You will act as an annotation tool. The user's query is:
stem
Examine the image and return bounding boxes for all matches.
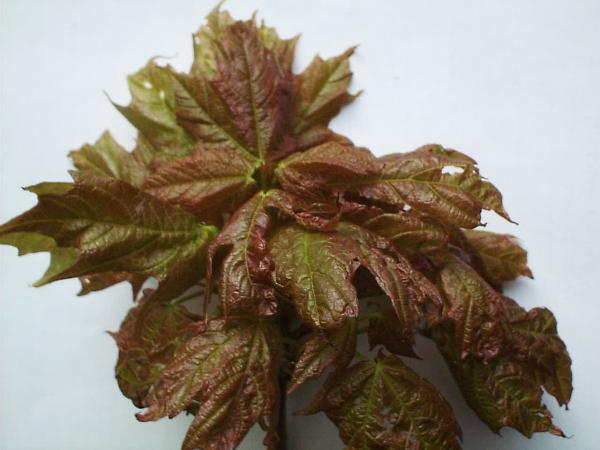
[276,302,292,450]
[277,374,288,450]
[355,351,370,362]
[172,290,203,305]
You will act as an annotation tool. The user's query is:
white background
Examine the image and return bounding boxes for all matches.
[1,1,599,449]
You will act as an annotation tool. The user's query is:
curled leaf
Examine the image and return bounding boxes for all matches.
[270,225,361,329]
[207,192,278,316]
[113,290,199,407]
[276,142,378,198]
[272,222,442,337]
[437,255,508,361]
[505,299,572,407]
[337,222,444,338]
[463,229,533,286]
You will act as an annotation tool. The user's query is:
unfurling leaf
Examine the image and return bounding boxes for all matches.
[504,299,573,407]
[137,319,282,450]
[206,192,279,316]
[113,291,199,407]
[463,229,533,285]
[0,4,570,449]
[314,354,462,450]
[437,255,508,361]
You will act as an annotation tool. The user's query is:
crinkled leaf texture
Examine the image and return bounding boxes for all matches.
[0,4,571,450]
[314,354,462,449]
[137,318,282,450]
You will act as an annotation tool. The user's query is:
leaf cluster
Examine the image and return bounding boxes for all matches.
[0,5,571,450]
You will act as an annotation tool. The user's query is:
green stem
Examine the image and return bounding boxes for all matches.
[355,351,370,362]
[173,290,203,305]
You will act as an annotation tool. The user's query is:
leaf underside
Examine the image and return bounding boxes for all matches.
[0,4,571,450]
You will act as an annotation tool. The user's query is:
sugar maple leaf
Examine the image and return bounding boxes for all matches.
[0,4,571,450]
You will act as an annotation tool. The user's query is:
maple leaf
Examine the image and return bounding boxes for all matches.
[288,318,357,393]
[314,354,462,450]
[271,222,441,333]
[463,229,533,285]
[114,60,196,163]
[292,47,359,150]
[436,254,509,361]
[77,272,146,297]
[136,318,282,450]
[112,290,199,407]
[0,178,217,287]
[142,146,257,220]
[0,4,571,449]
[361,211,449,255]
[434,321,567,438]
[504,297,573,407]
[207,192,280,317]
[277,143,512,228]
[275,142,378,199]
[69,131,148,186]
[205,189,338,318]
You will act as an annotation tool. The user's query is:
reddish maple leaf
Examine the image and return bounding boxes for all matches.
[0,5,570,450]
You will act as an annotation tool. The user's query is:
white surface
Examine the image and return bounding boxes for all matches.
[1,0,599,449]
